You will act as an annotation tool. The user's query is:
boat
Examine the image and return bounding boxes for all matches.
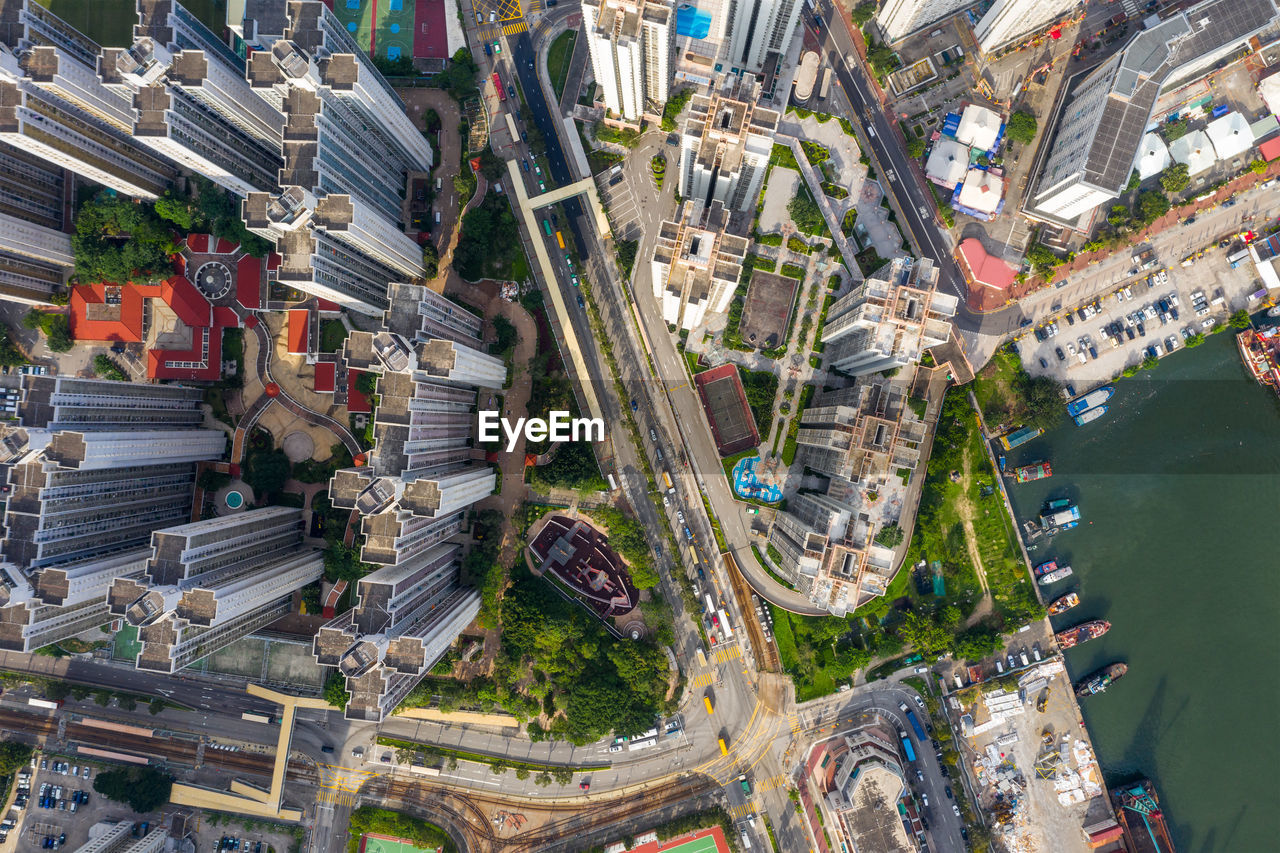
[1047,592,1080,615]
[1043,497,1072,510]
[1066,385,1114,416]
[1236,325,1280,399]
[1113,779,1176,853]
[1055,619,1111,649]
[1073,405,1108,426]
[1268,305,1280,318]
[1014,460,1052,483]
[1041,504,1080,529]
[998,454,1007,473]
[1075,662,1127,697]
[1033,560,1059,577]
[999,425,1042,450]
[1038,565,1074,585]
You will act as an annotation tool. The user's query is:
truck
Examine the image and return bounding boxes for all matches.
[717,610,733,640]
[900,733,917,761]
[905,709,927,740]
[504,111,518,142]
[662,470,674,493]
[704,695,714,715]
[738,774,751,795]
[492,72,505,101]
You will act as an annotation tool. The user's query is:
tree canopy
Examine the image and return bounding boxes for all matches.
[244,445,291,497]
[92,766,172,813]
[588,506,658,589]
[72,192,177,284]
[0,325,25,367]
[1134,189,1170,225]
[787,189,826,236]
[24,310,73,352]
[1159,163,1190,193]
[435,48,479,102]
[454,193,521,281]
[93,354,128,381]
[850,2,877,26]
[1005,111,1038,145]
[324,670,350,708]
[531,442,608,492]
[0,740,32,777]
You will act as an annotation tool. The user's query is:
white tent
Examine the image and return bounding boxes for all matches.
[955,104,1002,152]
[1169,130,1217,175]
[1136,133,1171,179]
[925,138,970,188]
[1260,73,1280,116]
[1205,112,1253,162]
[955,169,1004,216]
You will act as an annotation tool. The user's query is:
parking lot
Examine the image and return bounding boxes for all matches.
[4,754,148,853]
[594,165,640,241]
[1018,245,1260,390]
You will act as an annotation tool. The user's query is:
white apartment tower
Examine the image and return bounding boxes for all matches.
[102,0,285,196]
[582,0,675,122]
[314,543,479,721]
[821,257,957,376]
[973,0,1081,54]
[679,77,779,210]
[107,508,323,673]
[874,0,971,43]
[724,0,804,72]
[0,141,74,305]
[650,200,748,331]
[0,0,176,199]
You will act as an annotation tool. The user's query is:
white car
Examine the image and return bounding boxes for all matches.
[922,793,929,807]
[953,804,962,816]
[914,695,926,710]
[1158,269,1169,285]
[1066,342,1076,355]
[608,744,623,753]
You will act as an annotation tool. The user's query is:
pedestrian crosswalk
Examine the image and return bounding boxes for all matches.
[712,645,742,665]
[502,21,528,35]
[757,773,788,793]
[788,713,801,736]
[691,671,717,689]
[318,788,357,807]
[729,802,754,820]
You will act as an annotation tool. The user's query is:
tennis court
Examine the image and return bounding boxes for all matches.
[694,364,759,457]
[327,0,443,61]
[629,826,731,853]
[359,833,439,853]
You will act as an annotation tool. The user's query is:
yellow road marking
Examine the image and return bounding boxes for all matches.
[502,21,528,34]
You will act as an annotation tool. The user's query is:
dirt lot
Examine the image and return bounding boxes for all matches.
[739,271,799,350]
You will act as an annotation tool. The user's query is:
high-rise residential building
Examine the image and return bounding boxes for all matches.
[0,377,224,569]
[582,0,675,122]
[650,199,748,331]
[329,281,503,566]
[724,0,804,72]
[107,507,323,673]
[0,138,72,304]
[973,0,1080,55]
[0,0,176,199]
[873,0,970,43]
[817,724,912,853]
[820,257,956,376]
[1029,0,1277,225]
[239,0,432,315]
[314,543,478,721]
[101,0,285,196]
[679,77,778,210]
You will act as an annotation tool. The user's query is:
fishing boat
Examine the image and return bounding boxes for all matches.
[1073,405,1108,426]
[1014,461,1052,483]
[1055,619,1111,649]
[1047,592,1080,615]
[1033,560,1059,577]
[1038,565,1074,585]
[1076,663,1127,697]
[1040,502,1080,530]
[998,454,1007,473]
[1066,385,1114,417]
[1237,325,1280,399]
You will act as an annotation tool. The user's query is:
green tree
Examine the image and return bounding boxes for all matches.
[371,55,418,77]
[1250,158,1268,174]
[423,109,442,134]
[906,136,925,158]
[1159,163,1190,193]
[874,523,904,548]
[72,191,177,284]
[788,190,826,236]
[0,325,26,368]
[1126,169,1142,192]
[93,766,173,813]
[616,238,639,278]
[531,442,607,491]
[324,542,368,582]
[899,611,950,655]
[421,242,439,279]
[1161,118,1189,141]
[660,87,693,133]
[850,1,876,26]
[435,48,479,102]
[1134,189,1170,225]
[148,698,166,715]
[324,671,350,708]
[1229,309,1251,329]
[153,191,197,230]
[92,354,128,381]
[0,740,33,776]
[245,447,291,496]
[1005,111,1038,145]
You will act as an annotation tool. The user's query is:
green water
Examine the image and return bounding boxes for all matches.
[1000,332,1280,852]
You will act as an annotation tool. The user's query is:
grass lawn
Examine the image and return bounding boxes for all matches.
[112,625,142,662]
[320,319,348,353]
[971,344,1028,430]
[547,30,577,101]
[682,350,707,376]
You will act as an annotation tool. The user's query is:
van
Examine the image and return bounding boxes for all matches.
[487,11,496,22]
[995,659,1004,673]
[867,126,876,138]
[435,178,441,192]
[434,212,441,225]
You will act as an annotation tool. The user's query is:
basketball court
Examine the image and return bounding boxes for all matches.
[627,826,731,853]
[326,0,452,61]
[694,364,759,457]
[359,834,440,853]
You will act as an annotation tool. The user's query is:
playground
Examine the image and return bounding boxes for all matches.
[732,456,783,503]
[326,0,452,61]
[358,833,441,853]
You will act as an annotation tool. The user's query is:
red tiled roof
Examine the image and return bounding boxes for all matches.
[346,369,372,413]
[214,238,237,255]
[267,252,281,271]
[236,255,262,309]
[161,276,211,328]
[186,233,209,253]
[316,298,341,312]
[212,306,239,326]
[70,282,145,342]
[287,309,310,354]
[1261,136,1280,162]
[313,361,336,393]
[958,238,1018,290]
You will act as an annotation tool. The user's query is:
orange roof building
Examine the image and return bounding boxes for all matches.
[287,309,311,354]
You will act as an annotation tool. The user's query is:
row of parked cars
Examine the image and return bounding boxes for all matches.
[36,782,90,812]
[217,837,264,853]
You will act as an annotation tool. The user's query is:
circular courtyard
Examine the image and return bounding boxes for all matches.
[194,261,231,299]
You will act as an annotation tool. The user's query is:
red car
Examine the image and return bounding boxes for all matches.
[579,781,590,792]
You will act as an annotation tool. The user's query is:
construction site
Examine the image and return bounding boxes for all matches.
[945,656,1114,852]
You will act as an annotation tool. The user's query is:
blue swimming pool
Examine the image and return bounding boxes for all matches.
[731,456,783,503]
[676,4,712,39]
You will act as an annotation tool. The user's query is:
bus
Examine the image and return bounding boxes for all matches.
[900,733,916,762]
[704,695,714,715]
[492,73,505,101]
[718,610,733,640]
[662,470,674,491]
[718,738,728,756]
[241,712,273,724]
[504,111,518,142]
[543,219,553,237]
[628,736,657,752]
[703,593,716,613]
[556,231,565,249]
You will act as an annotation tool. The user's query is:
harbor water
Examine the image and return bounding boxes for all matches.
[999,332,1280,851]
